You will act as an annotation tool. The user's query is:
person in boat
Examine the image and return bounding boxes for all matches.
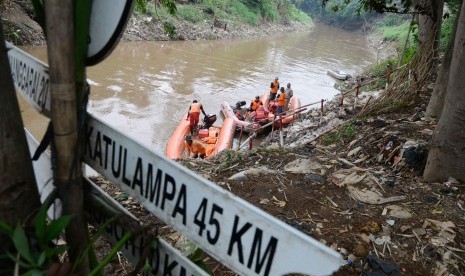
[269,77,280,101]
[249,95,262,111]
[184,135,206,158]
[252,103,269,123]
[268,100,277,115]
[285,83,293,111]
[186,100,207,135]
[276,87,286,115]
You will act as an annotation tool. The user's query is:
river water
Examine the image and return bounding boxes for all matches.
[20,23,376,152]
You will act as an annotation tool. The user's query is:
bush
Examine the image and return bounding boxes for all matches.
[260,0,279,22]
[230,0,261,26]
[368,58,398,89]
[288,6,313,26]
[382,14,410,27]
[200,1,234,22]
[201,0,229,10]
[440,14,456,52]
[382,21,411,42]
[177,5,205,23]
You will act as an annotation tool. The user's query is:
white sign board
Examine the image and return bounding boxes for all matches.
[25,129,61,218]
[86,0,134,66]
[84,115,342,276]
[9,42,342,276]
[6,42,50,117]
[86,178,210,276]
[25,129,208,275]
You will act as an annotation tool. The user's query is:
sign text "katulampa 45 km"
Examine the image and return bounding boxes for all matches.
[84,116,342,276]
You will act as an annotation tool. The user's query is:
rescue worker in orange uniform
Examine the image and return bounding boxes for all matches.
[253,103,269,123]
[269,77,280,101]
[186,100,207,135]
[276,87,286,115]
[249,95,262,111]
[184,135,206,158]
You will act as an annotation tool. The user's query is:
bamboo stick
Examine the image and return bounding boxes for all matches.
[45,0,89,272]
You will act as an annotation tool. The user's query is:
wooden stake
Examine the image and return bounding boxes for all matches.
[45,0,89,272]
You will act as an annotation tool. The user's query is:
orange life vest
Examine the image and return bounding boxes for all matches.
[251,99,262,111]
[270,80,279,94]
[202,136,217,144]
[277,92,286,107]
[184,140,206,154]
[190,103,201,113]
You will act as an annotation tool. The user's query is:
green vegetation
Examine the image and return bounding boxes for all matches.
[215,150,244,172]
[0,202,72,275]
[2,21,21,44]
[134,0,313,35]
[177,5,206,23]
[295,0,378,28]
[380,21,411,42]
[230,0,261,26]
[322,123,356,146]
[440,14,456,52]
[288,5,313,25]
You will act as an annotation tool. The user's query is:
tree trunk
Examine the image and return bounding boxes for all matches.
[44,0,89,272]
[424,0,465,182]
[0,21,41,269]
[418,0,443,67]
[412,0,443,87]
[425,12,459,119]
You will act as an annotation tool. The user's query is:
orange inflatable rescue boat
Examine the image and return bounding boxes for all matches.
[165,114,236,159]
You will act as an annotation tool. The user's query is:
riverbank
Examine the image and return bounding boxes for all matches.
[0,1,311,45]
[174,76,464,275]
[123,12,312,41]
[96,66,465,275]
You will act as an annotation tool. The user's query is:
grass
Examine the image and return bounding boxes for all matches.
[382,21,411,42]
[215,150,244,172]
[135,0,313,33]
[230,0,261,26]
[288,6,313,26]
[373,14,417,63]
[322,123,356,146]
[177,5,206,23]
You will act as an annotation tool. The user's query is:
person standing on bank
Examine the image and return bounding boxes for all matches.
[276,87,286,115]
[186,100,207,135]
[285,83,293,111]
[269,77,280,101]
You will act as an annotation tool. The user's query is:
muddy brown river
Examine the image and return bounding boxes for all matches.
[19,23,376,151]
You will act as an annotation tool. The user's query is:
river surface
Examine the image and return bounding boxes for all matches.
[20,23,376,152]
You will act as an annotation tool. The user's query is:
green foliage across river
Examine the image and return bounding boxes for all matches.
[134,0,313,30]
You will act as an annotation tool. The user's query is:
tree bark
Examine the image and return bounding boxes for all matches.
[0,21,41,269]
[44,0,89,272]
[425,12,459,119]
[424,0,465,182]
[417,0,443,71]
